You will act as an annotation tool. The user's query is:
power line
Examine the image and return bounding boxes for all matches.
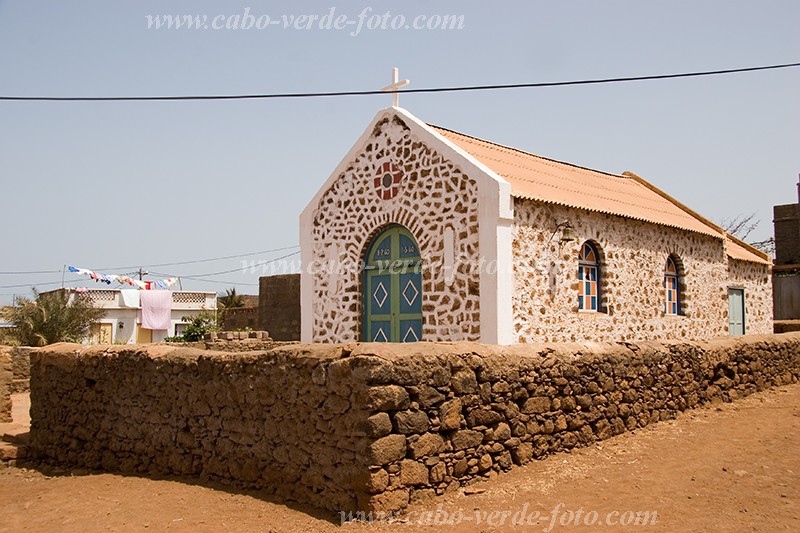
[149,250,301,281]
[1,61,797,102]
[0,250,301,290]
[91,245,299,271]
[0,278,87,290]
[156,277,259,287]
[0,270,61,275]
[0,245,299,276]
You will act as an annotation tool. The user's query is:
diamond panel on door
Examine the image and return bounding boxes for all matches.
[399,319,422,343]
[369,274,391,315]
[370,321,391,343]
[399,273,422,315]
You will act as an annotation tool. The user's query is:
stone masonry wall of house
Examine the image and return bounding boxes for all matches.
[0,347,11,422]
[512,199,772,342]
[259,274,301,341]
[309,115,481,343]
[29,334,800,513]
[221,306,259,331]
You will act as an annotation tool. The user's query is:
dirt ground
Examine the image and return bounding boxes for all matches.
[1,384,798,533]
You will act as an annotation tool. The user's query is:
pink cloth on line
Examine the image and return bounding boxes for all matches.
[140,290,172,331]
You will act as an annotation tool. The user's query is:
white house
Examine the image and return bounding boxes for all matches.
[47,288,217,344]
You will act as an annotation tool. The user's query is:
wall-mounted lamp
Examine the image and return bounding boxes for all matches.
[118,322,125,329]
[550,221,575,244]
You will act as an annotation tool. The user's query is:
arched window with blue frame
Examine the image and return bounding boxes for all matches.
[578,241,601,312]
[664,255,682,315]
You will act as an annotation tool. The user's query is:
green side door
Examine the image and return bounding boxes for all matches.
[728,288,745,335]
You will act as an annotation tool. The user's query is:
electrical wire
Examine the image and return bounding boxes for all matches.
[148,250,301,281]
[1,61,797,102]
[0,278,88,290]
[160,277,260,287]
[0,250,302,289]
[0,270,62,275]
[0,245,299,277]
[90,245,300,271]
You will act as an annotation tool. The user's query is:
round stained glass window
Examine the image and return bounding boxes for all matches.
[374,162,403,200]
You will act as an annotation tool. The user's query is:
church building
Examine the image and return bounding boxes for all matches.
[300,106,771,344]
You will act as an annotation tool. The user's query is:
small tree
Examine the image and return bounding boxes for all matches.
[720,212,759,241]
[0,307,18,346]
[218,287,246,310]
[720,212,776,255]
[7,290,106,347]
[179,311,219,342]
[217,287,246,330]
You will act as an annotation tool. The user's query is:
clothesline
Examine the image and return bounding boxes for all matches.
[66,265,178,290]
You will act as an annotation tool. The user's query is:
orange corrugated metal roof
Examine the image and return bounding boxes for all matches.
[432,125,722,237]
[725,235,771,265]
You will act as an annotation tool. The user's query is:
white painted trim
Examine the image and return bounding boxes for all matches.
[300,106,515,344]
[300,109,398,342]
[299,215,314,342]
[443,226,455,287]
[394,108,514,345]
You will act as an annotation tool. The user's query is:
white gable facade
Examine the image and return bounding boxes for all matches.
[300,107,772,344]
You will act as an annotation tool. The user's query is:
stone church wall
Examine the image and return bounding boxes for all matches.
[29,335,800,513]
[308,115,481,343]
[727,258,773,334]
[512,199,771,343]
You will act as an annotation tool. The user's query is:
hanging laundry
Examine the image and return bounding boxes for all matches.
[154,278,178,289]
[119,290,140,308]
[140,290,172,330]
[67,264,179,290]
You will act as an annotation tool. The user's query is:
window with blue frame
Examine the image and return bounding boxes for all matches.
[664,256,681,315]
[578,242,601,311]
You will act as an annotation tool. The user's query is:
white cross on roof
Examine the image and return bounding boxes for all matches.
[381,67,410,108]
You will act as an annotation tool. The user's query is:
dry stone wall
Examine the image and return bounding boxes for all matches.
[9,346,32,392]
[354,335,798,510]
[0,347,11,423]
[29,343,376,512]
[512,199,772,342]
[309,114,481,343]
[29,335,800,514]
[200,331,290,352]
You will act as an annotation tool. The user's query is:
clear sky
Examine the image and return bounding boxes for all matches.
[0,0,797,304]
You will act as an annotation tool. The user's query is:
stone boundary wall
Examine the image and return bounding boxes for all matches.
[0,347,11,422]
[29,343,375,512]
[29,334,800,513]
[161,332,290,353]
[0,345,33,393]
[9,346,33,392]
[201,331,297,353]
[206,331,271,341]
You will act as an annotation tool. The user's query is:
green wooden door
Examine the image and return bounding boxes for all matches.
[728,288,745,335]
[363,226,423,342]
